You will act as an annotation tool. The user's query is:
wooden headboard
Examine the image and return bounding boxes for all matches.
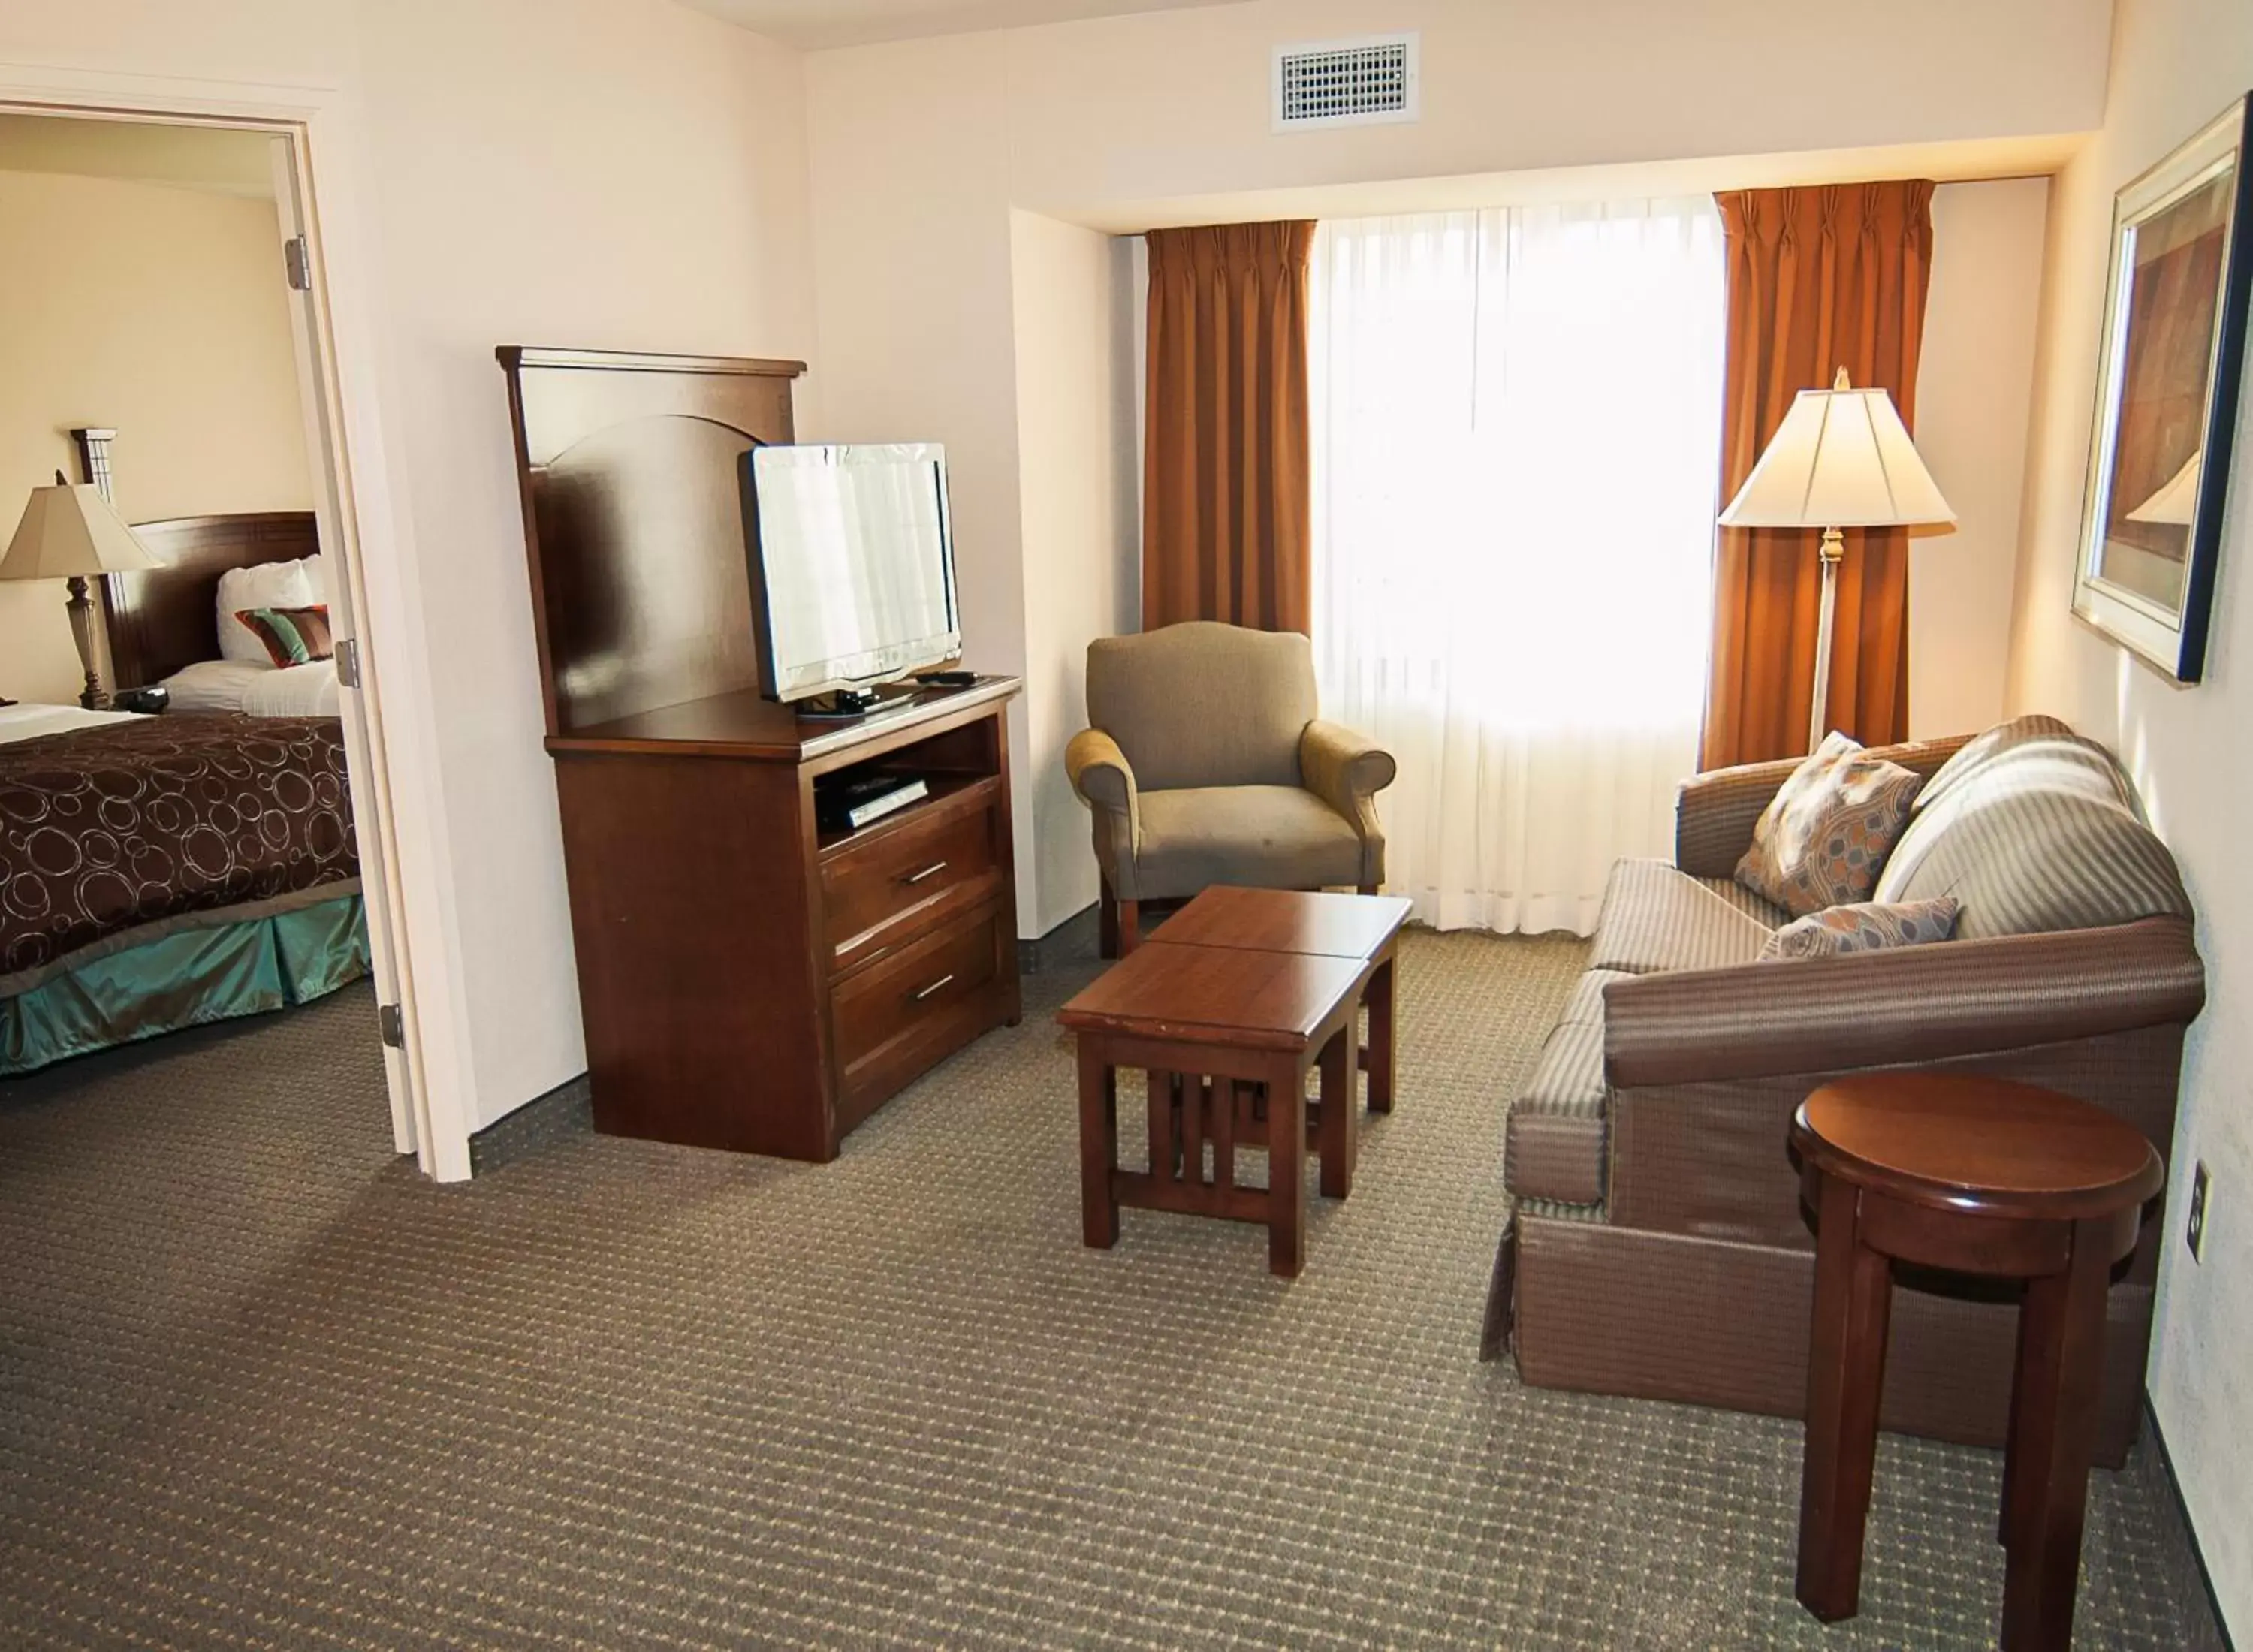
[497,346,806,739]
[101,511,320,692]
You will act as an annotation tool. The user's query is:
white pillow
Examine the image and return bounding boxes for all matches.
[216,559,316,665]
[300,553,330,609]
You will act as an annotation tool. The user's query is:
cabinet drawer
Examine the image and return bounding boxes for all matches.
[829,900,1012,1132]
[821,781,1003,972]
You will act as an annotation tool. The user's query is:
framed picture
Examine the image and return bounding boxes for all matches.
[2074,92,2253,683]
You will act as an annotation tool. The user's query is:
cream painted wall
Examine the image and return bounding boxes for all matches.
[1908,178,2049,739]
[1008,209,1136,936]
[0,167,312,704]
[2,0,819,1141]
[2002,0,2253,1630]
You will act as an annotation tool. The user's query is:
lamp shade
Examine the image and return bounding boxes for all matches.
[0,482,164,582]
[2124,451,2200,526]
[1718,369,1955,530]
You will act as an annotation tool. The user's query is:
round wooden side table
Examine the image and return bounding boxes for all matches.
[1789,1073,2162,1652]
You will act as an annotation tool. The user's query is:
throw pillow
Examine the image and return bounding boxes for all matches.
[234,604,334,668]
[1757,897,1960,961]
[1734,731,1926,917]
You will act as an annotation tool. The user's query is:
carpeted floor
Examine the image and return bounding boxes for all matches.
[0,930,2221,1648]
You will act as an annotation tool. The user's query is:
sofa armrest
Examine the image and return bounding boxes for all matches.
[1603,916,2205,1087]
[1672,731,1983,878]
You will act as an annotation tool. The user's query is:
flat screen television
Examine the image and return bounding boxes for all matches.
[741,442,961,710]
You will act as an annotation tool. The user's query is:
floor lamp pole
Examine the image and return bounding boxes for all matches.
[1808,526,1844,753]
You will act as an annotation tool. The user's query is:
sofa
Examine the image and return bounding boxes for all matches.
[1484,714,2205,1467]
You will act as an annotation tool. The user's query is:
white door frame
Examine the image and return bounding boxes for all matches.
[0,62,479,1179]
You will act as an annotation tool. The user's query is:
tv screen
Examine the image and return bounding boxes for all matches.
[742,442,961,703]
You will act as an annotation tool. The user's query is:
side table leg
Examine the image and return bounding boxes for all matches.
[1077,1042,1117,1248]
[1267,1054,1307,1278]
[1796,1172,1893,1622]
[1317,1024,1356,1200]
[1999,1218,2111,1651]
[1365,952,1396,1114]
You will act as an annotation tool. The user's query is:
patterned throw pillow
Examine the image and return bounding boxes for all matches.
[1734,731,1926,917]
[1757,897,1960,961]
[234,604,333,668]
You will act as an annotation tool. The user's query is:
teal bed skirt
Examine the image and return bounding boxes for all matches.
[1,893,371,1077]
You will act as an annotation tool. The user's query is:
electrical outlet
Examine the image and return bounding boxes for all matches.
[2185,1161,2209,1262]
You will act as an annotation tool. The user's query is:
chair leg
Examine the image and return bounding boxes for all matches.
[1117,897,1140,955]
[1099,881,1120,960]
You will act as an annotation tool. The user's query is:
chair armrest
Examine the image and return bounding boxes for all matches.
[1300,719,1396,812]
[1066,728,1138,826]
[1672,731,1982,878]
[1603,916,2205,1087]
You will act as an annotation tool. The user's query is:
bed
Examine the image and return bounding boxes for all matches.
[0,511,368,1075]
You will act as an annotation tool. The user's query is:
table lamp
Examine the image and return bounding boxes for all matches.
[1,472,164,709]
[1718,368,1955,753]
[2125,451,2200,525]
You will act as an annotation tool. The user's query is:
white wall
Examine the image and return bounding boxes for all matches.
[807,0,2101,933]
[0,167,312,704]
[1008,209,1136,936]
[1,0,819,1143]
[2003,0,2253,1632]
[1908,177,2050,738]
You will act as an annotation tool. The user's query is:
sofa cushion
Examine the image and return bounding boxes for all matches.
[1504,969,1629,1207]
[1873,722,2191,939]
[1735,731,1926,916]
[1131,785,1363,900]
[1696,874,1790,929]
[1588,860,1775,975]
[1757,897,1960,960]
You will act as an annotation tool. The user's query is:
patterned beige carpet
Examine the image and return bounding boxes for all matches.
[0,930,2221,1648]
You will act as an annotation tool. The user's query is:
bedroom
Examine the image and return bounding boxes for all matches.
[0,113,397,1130]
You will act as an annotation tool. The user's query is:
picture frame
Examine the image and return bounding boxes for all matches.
[2073,92,2253,684]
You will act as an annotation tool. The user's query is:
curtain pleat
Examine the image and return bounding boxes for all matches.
[1700,181,1935,769]
[1142,221,1314,634]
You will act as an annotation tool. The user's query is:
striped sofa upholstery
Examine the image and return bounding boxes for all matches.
[1486,716,2206,1468]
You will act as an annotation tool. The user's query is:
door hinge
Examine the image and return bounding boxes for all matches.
[377,1002,405,1048]
[284,235,312,291]
[335,635,360,689]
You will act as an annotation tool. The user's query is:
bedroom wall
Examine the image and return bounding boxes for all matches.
[0,167,313,705]
[1,0,819,1152]
[2001,0,2253,1630]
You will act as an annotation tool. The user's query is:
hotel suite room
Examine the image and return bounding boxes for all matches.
[0,0,2247,1647]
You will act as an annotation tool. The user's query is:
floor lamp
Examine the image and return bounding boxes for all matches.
[1718,369,1955,753]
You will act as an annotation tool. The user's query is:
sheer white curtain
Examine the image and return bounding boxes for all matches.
[1309,199,1727,935]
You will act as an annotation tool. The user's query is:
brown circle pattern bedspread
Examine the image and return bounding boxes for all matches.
[0,713,357,977]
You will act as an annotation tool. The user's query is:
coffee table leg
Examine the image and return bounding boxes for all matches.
[1077,1041,1117,1248]
[1796,1171,1892,1623]
[1366,951,1396,1114]
[1148,1069,1177,1181]
[1318,1024,1356,1200]
[1267,1054,1307,1277]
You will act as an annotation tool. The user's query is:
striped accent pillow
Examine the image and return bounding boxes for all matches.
[1758,897,1959,960]
[1872,721,2189,937]
[1734,731,1926,918]
[234,604,333,668]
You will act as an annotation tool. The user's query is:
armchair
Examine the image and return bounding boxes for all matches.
[1064,621,1395,954]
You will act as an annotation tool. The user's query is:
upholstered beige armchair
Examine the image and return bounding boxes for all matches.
[1064,621,1396,955]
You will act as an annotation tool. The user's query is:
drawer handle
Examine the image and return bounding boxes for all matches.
[908,972,956,1003]
[899,860,950,885]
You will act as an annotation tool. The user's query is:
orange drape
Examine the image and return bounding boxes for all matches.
[1700,182,1935,769]
[1142,221,1314,634]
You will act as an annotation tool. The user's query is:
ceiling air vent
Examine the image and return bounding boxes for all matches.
[1273,32,1420,131]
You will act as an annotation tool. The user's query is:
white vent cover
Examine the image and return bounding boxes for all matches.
[1273,32,1419,130]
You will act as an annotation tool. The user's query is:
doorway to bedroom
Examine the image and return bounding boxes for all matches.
[0,109,419,1165]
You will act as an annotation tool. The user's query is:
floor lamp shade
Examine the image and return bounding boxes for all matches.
[1,481,164,708]
[1716,369,1954,752]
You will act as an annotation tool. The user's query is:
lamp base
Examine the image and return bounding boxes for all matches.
[65,575,105,711]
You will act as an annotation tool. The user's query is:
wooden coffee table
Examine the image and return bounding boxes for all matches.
[1058,888,1411,1277]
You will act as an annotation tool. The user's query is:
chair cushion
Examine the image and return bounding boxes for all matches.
[1873,719,2191,939]
[1735,731,1926,917]
[1131,785,1364,900]
[1087,623,1316,792]
[1504,969,1630,1207]
[1587,860,1775,975]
